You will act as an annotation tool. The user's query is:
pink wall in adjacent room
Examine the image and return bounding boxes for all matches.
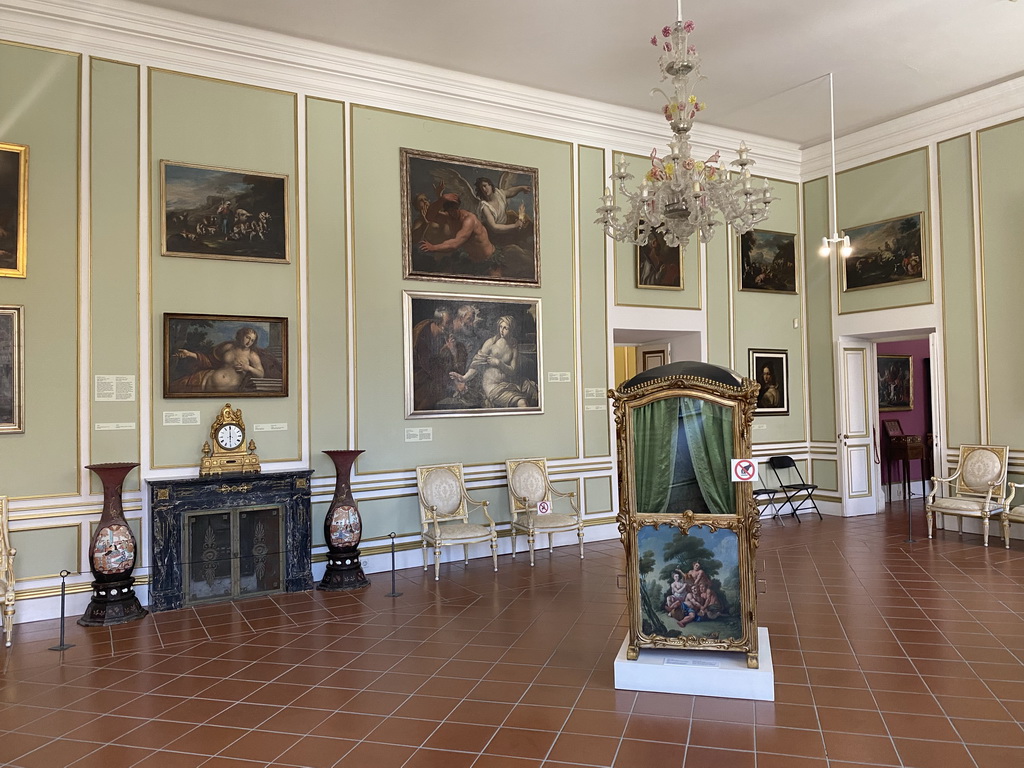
[877,338,930,487]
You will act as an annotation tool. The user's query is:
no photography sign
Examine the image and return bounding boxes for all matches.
[731,459,756,482]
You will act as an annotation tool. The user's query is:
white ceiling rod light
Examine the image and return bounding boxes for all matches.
[818,72,852,259]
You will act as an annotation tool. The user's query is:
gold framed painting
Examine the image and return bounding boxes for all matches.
[404,291,542,418]
[163,313,288,398]
[0,305,25,433]
[842,212,925,291]
[160,161,289,264]
[636,227,683,289]
[400,148,539,287]
[0,142,28,279]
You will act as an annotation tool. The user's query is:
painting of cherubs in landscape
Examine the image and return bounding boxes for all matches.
[401,148,539,286]
[636,523,743,641]
[163,313,287,398]
[161,161,288,263]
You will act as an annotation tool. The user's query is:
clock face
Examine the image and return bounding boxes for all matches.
[216,424,244,450]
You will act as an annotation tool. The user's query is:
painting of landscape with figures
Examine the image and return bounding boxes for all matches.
[637,522,743,641]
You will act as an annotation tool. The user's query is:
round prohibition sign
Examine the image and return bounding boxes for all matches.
[732,459,756,482]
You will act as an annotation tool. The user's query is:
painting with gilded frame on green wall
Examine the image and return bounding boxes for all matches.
[404,292,541,418]
[739,230,796,293]
[0,142,28,279]
[0,305,24,433]
[842,212,924,291]
[749,349,788,416]
[636,226,682,289]
[163,313,288,398]
[160,161,289,264]
[401,148,539,287]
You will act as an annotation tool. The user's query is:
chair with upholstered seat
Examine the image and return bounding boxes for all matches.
[1,496,16,647]
[769,455,822,519]
[998,481,1024,549]
[926,444,1009,547]
[415,463,498,581]
[505,458,584,566]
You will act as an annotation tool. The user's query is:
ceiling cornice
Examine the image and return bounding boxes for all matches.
[0,0,803,180]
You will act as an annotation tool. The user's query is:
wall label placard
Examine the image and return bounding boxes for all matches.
[253,423,288,432]
[94,422,136,431]
[162,411,201,426]
[94,375,136,402]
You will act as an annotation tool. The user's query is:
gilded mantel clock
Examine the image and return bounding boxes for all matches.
[200,403,261,477]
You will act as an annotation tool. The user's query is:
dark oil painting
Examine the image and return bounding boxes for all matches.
[161,161,289,263]
[842,213,924,291]
[401,149,539,286]
[739,230,796,293]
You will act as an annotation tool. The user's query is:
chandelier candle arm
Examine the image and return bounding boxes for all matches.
[596,11,773,250]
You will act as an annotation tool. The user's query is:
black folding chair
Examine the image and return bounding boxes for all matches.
[752,466,788,526]
[769,455,822,520]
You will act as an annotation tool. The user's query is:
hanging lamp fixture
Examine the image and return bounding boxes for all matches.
[595,1,774,250]
[818,72,852,258]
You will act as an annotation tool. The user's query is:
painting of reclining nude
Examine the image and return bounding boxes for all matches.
[163,313,287,398]
[404,292,541,418]
[160,161,289,263]
[636,522,744,642]
[401,148,539,286]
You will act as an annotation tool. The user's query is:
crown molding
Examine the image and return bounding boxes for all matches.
[801,75,1024,177]
[0,0,802,180]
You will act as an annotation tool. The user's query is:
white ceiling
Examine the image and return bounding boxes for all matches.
[126,0,1024,147]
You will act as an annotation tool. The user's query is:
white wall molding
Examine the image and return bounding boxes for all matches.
[0,0,802,180]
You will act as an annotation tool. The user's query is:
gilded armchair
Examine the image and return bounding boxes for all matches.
[505,458,584,566]
[415,464,498,581]
[926,445,1009,547]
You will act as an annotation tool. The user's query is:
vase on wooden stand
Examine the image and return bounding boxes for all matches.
[79,462,148,626]
[318,450,370,591]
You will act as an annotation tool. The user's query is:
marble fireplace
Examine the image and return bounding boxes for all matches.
[148,470,313,612]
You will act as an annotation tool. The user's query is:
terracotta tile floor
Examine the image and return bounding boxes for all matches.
[2,501,1024,767]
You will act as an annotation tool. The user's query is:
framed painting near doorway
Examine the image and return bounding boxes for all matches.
[841,212,924,291]
[749,349,789,416]
[0,142,28,279]
[877,354,913,411]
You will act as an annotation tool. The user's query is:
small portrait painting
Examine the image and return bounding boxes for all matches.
[0,142,28,278]
[842,212,924,291]
[739,230,796,293]
[163,314,288,398]
[401,149,539,286]
[749,349,789,416]
[636,227,683,289]
[405,292,541,418]
[161,161,289,263]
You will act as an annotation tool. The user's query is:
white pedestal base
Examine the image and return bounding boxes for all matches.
[613,626,775,701]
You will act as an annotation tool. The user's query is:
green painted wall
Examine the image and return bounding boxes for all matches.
[836,148,933,315]
[349,106,579,476]
[936,135,981,446]
[148,71,300,469]
[803,176,837,443]
[978,119,1024,445]
[0,44,81,498]
[579,146,612,459]
[90,60,141,490]
[610,152,701,310]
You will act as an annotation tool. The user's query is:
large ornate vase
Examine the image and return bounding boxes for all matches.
[79,462,148,626]
[318,450,370,590]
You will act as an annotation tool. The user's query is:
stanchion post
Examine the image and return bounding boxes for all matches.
[385,532,402,598]
[49,569,76,652]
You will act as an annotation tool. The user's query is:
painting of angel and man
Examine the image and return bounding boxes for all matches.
[636,522,743,641]
[401,149,539,286]
[161,161,289,263]
[163,313,287,398]
[405,292,541,418]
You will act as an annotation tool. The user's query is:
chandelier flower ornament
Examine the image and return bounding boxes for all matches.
[596,14,774,250]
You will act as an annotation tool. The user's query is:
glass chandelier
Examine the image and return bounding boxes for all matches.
[596,5,774,250]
